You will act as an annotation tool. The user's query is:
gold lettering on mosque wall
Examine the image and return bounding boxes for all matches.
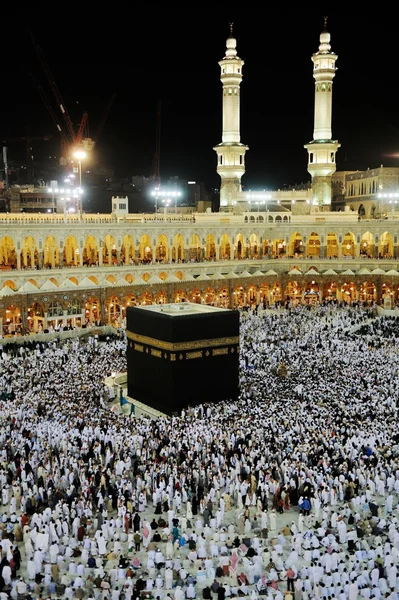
[151,348,162,358]
[212,347,229,356]
[186,351,203,360]
[127,330,239,352]
[134,343,144,352]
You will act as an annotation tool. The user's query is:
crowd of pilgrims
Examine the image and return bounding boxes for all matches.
[0,303,399,600]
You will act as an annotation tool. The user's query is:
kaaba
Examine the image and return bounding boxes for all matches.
[126,302,240,415]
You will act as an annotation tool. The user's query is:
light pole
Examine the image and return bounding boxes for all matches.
[151,187,181,217]
[73,150,87,212]
[162,198,171,220]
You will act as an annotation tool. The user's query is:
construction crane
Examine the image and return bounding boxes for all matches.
[92,92,117,148]
[152,100,161,186]
[29,30,116,167]
[1,129,51,186]
[28,29,87,162]
[30,73,70,165]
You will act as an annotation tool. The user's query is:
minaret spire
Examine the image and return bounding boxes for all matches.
[303,20,340,210]
[213,25,249,212]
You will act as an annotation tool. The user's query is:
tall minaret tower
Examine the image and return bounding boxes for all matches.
[304,18,340,210]
[213,24,248,212]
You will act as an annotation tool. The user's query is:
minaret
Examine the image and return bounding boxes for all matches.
[304,17,340,210]
[213,24,248,212]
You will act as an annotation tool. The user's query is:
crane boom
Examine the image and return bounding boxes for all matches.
[93,92,117,146]
[28,29,77,145]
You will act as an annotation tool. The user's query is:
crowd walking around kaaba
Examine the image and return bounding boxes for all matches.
[0,303,399,600]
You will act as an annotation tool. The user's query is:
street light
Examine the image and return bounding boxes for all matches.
[151,187,182,217]
[162,198,171,220]
[73,150,87,212]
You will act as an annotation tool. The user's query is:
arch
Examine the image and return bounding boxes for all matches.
[43,235,60,268]
[234,233,246,260]
[27,301,45,332]
[188,288,202,303]
[205,233,216,261]
[106,295,121,326]
[125,273,134,284]
[306,231,321,258]
[379,231,394,258]
[156,233,169,263]
[172,233,185,263]
[189,233,201,262]
[84,296,100,325]
[303,279,320,305]
[106,274,117,285]
[358,203,366,216]
[219,233,231,260]
[246,284,258,306]
[259,282,270,306]
[21,235,39,269]
[139,234,153,264]
[271,281,282,304]
[48,277,60,287]
[203,287,216,305]
[27,279,39,288]
[83,234,99,266]
[233,285,245,307]
[142,272,150,283]
[69,276,79,286]
[121,234,135,266]
[174,289,187,303]
[359,281,377,303]
[322,281,338,301]
[381,281,397,305]
[272,238,286,258]
[140,291,153,305]
[262,238,270,257]
[103,234,117,266]
[341,281,357,303]
[288,232,304,257]
[155,290,168,304]
[88,275,98,285]
[2,280,17,291]
[285,281,302,305]
[342,232,356,258]
[360,231,375,258]
[175,271,184,281]
[218,286,230,308]
[326,232,339,258]
[63,235,79,267]
[3,304,22,336]
[248,233,260,259]
[0,235,17,268]
[159,272,168,281]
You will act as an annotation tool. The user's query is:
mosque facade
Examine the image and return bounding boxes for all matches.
[0,23,399,336]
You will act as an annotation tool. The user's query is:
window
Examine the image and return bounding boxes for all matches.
[239,155,243,165]
[119,203,126,210]
[219,156,223,165]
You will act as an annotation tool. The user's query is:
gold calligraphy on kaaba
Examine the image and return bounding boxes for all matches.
[186,351,203,360]
[212,348,229,356]
[134,343,144,352]
[150,348,162,358]
[127,330,239,352]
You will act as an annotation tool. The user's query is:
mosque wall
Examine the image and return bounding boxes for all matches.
[0,216,398,336]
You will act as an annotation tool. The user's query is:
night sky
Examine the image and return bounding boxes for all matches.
[2,9,399,192]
